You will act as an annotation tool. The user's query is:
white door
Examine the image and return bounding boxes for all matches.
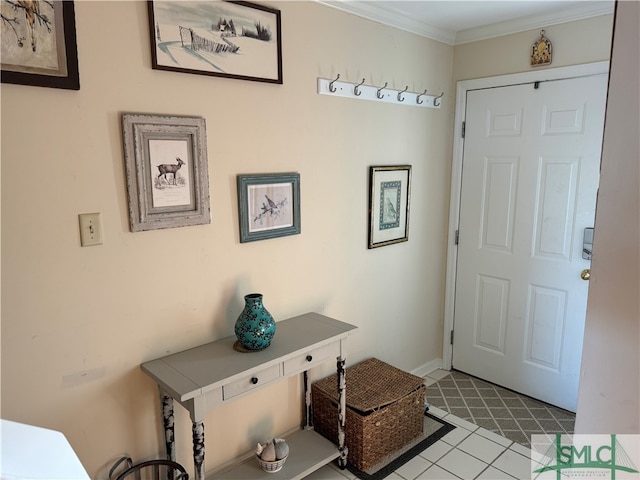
[452,74,608,412]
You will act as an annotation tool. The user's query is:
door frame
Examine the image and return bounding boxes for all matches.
[442,61,610,370]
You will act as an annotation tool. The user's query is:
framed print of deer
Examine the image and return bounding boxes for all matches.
[121,113,211,232]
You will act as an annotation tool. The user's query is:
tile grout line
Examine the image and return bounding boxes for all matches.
[470,376,509,438]
[485,446,523,479]
[452,373,478,424]
[520,398,557,438]
[467,375,498,432]
[495,386,532,445]
[434,377,455,418]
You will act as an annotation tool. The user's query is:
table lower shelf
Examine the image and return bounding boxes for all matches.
[210,429,340,480]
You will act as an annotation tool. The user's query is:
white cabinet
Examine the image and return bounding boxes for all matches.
[141,312,357,480]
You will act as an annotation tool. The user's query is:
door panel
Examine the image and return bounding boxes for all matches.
[489,109,523,136]
[482,157,518,251]
[475,274,509,354]
[534,157,579,259]
[542,104,585,135]
[524,284,565,371]
[452,75,607,411]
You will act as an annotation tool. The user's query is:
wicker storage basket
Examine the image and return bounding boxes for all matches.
[311,358,425,472]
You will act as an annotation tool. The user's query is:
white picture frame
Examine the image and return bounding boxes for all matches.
[121,113,211,232]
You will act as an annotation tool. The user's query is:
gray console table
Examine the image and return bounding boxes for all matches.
[141,312,357,480]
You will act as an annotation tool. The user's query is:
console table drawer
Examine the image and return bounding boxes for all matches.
[223,364,281,400]
[283,342,340,375]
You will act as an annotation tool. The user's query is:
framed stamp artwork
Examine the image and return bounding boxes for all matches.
[368,165,412,249]
[121,113,211,232]
[1,0,80,90]
[148,0,282,84]
[237,173,300,243]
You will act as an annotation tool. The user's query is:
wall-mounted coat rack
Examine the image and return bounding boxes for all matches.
[317,75,443,109]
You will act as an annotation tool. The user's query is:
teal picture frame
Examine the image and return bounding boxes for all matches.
[237,173,300,243]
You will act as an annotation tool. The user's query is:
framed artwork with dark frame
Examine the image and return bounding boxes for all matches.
[368,165,412,248]
[121,113,211,232]
[148,0,282,84]
[1,0,80,90]
[237,173,300,243]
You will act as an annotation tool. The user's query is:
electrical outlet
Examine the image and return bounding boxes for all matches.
[78,213,103,246]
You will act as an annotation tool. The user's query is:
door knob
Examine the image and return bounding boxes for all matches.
[581,269,591,280]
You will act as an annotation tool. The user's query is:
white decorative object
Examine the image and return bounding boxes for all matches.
[256,438,289,473]
[1,419,90,479]
[318,75,443,108]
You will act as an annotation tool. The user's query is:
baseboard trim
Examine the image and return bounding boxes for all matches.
[412,358,444,378]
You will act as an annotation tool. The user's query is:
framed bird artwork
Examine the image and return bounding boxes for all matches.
[368,165,412,248]
[237,172,300,242]
[1,0,80,90]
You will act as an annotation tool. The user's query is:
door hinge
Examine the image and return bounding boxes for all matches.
[461,121,466,138]
[455,230,459,245]
[450,330,454,345]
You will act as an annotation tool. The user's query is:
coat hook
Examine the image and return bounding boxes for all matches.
[376,82,388,99]
[329,74,340,93]
[433,92,444,107]
[354,78,365,96]
[397,86,408,102]
[416,89,427,105]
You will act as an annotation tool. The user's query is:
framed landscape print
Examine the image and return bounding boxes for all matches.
[148,0,282,84]
[121,113,211,232]
[237,173,300,243]
[368,165,412,248]
[1,0,80,90]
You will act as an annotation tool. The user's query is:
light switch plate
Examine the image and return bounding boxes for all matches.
[78,213,103,246]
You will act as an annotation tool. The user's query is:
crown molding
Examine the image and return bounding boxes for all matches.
[315,1,456,44]
[315,1,614,46]
[454,2,614,44]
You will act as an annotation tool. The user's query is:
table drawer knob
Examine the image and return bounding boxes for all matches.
[306,355,313,362]
[251,377,259,385]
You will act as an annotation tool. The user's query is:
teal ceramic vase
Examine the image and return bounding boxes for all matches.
[235,294,276,351]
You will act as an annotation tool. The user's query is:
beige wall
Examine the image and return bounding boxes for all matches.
[1,1,453,477]
[454,14,613,81]
[575,0,640,434]
[0,1,622,478]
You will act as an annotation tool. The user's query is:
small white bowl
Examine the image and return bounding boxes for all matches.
[256,454,288,473]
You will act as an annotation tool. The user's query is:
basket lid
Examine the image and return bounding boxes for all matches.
[312,358,425,412]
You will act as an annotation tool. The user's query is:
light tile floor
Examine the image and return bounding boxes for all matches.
[305,370,543,480]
